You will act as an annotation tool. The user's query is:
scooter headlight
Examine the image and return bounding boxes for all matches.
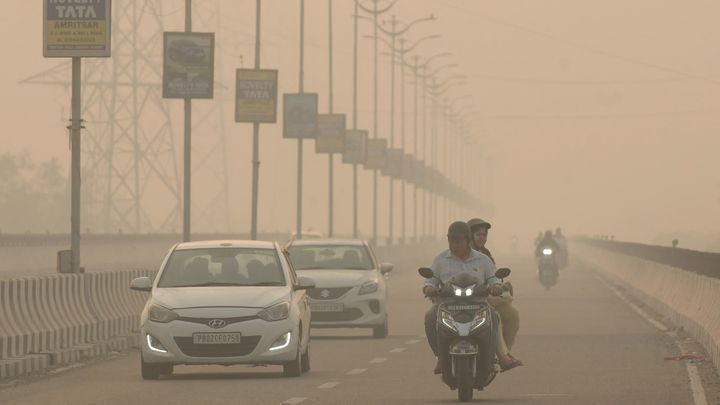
[440,310,458,332]
[543,248,553,256]
[451,284,475,297]
[469,309,489,331]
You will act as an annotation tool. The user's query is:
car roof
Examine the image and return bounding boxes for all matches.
[174,240,277,250]
[287,238,367,247]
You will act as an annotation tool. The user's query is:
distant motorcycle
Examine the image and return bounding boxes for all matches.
[419,267,511,402]
[536,246,559,290]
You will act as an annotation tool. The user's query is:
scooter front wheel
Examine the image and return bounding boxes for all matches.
[455,357,474,402]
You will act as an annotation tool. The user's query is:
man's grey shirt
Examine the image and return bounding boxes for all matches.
[424,249,499,290]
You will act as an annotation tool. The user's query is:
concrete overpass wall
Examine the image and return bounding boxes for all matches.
[575,239,720,373]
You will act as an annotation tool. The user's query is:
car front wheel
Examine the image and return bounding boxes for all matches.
[372,315,389,339]
[283,344,303,377]
[141,355,173,380]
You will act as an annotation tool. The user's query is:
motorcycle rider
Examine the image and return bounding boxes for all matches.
[467,218,521,352]
[554,227,568,268]
[535,230,561,257]
[423,221,523,374]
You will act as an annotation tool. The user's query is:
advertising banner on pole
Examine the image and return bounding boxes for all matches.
[415,161,426,188]
[364,139,387,170]
[315,114,346,153]
[402,154,415,183]
[382,148,404,178]
[44,0,112,57]
[163,32,215,99]
[235,69,278,123]
[342,130,367,164]
[283,93,319,139]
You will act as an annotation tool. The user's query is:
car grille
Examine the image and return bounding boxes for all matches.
[176,316,258,326]
[307,287,353,300]
[174,336,261,357]
[311,308,363,322]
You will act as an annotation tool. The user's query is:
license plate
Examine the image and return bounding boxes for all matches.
[310,302,344,312]
[192,333,242,345]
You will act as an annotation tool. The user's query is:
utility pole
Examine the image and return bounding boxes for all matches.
[70,57,81,272]
[327,0,335,237]
[250,0,262,240]
[352,1,359,238]
[182,0,192,242]
[296,0,305,240]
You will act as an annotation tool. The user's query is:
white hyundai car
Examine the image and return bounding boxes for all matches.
[130,240,314,379]
[285,239,393,338]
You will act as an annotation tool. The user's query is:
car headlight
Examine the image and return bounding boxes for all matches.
[258,302,290,321]
[543,248,553,256]
[358,281,379,295]
[148,304,179,323]
[451,284,474,297]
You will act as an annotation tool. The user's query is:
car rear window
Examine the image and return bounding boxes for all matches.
[157,248,286,288]
[287,245,374,270]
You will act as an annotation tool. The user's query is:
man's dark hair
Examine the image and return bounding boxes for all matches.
[447,221,471,240]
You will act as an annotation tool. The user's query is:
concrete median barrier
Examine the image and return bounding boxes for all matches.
[575,243,720,373]
[0,270,154,380]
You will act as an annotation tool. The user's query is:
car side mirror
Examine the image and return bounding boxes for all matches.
[130,277,152,292]
[380,263,393,274]
[295,276,316,291]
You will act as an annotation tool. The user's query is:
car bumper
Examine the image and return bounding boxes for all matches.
[141,318,299,365]
[309,293,387,328]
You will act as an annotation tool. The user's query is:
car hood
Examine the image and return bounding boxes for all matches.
[297,269,376,288]
[152,286,289,309]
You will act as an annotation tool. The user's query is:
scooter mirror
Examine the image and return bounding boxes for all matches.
[495,267,511,279]
[418,267,435,279]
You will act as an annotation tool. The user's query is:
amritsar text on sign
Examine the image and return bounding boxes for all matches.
[163,32,215,99]
[283,94,319,139]
[44,0,111,57]
[342,130,368,164]
[364,139,387,170]
[316,114,346,154]
[235,69,278,123]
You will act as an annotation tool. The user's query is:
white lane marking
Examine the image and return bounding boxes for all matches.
[390,347,406,353]
[280,398,307,405]
[405,339,420,344]
[370,357,387,363]
[347,368,367,375]
[596,275,708,405]
[318,381,340,389]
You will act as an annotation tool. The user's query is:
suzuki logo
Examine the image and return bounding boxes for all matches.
[320,289,331,299]
[208,319,227,329]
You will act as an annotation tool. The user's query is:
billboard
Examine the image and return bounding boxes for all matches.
[283,93,319,139]
[163,32,215,99]
[364,139,387,170]
[235,69,278,123]
[44,0,112,57]
[342,130,367,164]
[382,148,404,178]
[315,114,346,154]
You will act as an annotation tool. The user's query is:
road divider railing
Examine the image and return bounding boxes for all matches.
[0,270,154,380]
[574,238,720,373]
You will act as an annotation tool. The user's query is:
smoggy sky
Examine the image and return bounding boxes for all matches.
[1,0,719,250]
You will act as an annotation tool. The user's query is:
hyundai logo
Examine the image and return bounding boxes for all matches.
[208,319,227,329]
[320,289,331,299]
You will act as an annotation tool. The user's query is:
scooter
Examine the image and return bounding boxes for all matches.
[419,267,511,402]
[536,246,559,290]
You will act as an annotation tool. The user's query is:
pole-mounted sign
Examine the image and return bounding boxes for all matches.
[382,148,403,178]
[283,93,319,139]
[342,130,368,164]
[316,114,346,154]
[235,69,278,123]
[163,32,215,99]
[364,139,387,170]
[44,0,112,57]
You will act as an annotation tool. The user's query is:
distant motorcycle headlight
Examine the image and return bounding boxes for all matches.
[358,281,379,295]
[543,248,553,256]
[148,304,179,323]
[258,302,290,321]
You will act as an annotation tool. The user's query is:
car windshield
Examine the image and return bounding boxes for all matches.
[287,245,374,270]
[157,248,286,288]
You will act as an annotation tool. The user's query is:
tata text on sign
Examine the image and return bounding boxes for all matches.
[316,114,346,154]
[235,69,278,123]
[44,0,111,57]
[364,139,387,170]
[283,94,319,139]
[163,32,215,99]
[342,130,367,164]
